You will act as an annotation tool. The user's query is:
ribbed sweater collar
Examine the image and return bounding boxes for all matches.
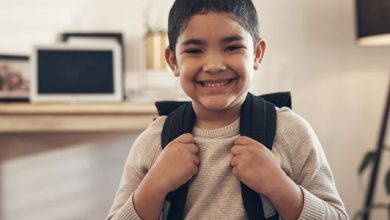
[193,118,239,138]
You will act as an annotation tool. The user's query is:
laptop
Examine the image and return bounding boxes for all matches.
[30,43,122,102]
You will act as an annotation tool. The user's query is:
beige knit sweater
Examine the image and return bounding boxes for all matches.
[106,107,348,220]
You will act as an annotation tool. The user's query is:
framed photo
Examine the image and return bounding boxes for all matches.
[0,55,30,102]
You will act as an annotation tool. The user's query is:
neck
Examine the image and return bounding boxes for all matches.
[194,105,241,130]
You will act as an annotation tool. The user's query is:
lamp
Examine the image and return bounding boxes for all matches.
[356,0,390,219]
[356,0,390,46]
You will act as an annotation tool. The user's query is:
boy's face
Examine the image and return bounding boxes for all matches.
[166,12,266,116]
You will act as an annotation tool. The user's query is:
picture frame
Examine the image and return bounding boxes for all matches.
[0,55,30,102]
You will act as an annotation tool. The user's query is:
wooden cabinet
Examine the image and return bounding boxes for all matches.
[0,102,157,132]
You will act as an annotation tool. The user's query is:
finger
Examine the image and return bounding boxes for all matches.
[234,135,256,145]
[230,155,239,167]
[175,133,194,144]
[192,155,200,166]
[192,166,199,176]
[231,145,245,156]
[184,143,199,154]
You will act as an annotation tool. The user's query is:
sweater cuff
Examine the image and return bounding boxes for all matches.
[117,192,143,220]
[298,186,326,220]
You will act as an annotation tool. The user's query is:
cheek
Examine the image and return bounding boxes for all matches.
[231,56,253,77]
[178,60,198,79]
[233,58,254,88]
[178,67,195,90]
[179,67,192,83]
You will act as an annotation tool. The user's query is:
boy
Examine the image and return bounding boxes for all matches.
[107,0,348,219]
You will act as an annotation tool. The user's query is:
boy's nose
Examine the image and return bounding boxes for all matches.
[202,55,226,74]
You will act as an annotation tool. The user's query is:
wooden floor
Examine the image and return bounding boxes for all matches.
[0,131,140,220]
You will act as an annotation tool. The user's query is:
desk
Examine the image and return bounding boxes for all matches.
[0,102,157,132]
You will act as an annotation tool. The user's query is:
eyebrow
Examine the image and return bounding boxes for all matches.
[221,35,243,44]
[181,39,205,46]
[180,35,244,47]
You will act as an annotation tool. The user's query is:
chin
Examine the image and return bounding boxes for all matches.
[198,96,236,112]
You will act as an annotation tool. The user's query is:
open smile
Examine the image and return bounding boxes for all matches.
[196,77,238,88]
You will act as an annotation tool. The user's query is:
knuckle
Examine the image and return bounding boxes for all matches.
[191,144,199,152]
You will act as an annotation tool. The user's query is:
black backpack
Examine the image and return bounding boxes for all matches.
[155,92,292,220]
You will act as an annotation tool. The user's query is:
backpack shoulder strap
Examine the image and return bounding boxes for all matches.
[260,91,292,109]
[159,102,195,220]
[240,93,279,220]
[160,102,195,147]
[241,93,280,148]
[155,100,190,116]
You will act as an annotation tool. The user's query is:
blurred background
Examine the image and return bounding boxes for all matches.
[0,0,389,219]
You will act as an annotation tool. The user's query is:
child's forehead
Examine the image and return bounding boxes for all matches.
[178,12,251,42]
[182,12,242,31]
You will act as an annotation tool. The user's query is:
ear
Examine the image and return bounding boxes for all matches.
[253,39,267,70]
[165,47,179,76]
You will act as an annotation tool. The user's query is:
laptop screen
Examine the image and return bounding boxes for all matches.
[31,44,122,102]
[37,50,114,94]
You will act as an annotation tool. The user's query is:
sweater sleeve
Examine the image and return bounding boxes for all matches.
[106,116,166,220]
[275,108,348,220]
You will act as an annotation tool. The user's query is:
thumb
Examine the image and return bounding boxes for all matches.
[174,133,194,144]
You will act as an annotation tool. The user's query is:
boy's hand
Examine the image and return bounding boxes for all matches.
[230,135,283,197]
[146,133,200,195]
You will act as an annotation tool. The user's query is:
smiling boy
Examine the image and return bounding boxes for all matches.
[106,0,348,219]
[168,12,259,130]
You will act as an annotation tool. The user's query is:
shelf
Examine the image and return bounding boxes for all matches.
[0,102,158,132]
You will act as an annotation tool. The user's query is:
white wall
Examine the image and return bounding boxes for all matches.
[1,0,390,218]
[254,1,390,218]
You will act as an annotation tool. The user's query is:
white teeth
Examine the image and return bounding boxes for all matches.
[202,80,230,87]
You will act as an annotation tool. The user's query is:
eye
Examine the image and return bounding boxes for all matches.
[225,45,243,52]
[184,48,203,54]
